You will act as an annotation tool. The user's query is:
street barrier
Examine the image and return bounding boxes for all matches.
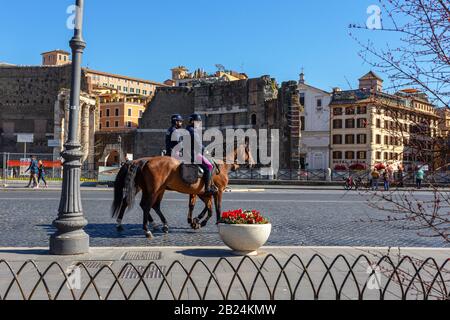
[0,254,448,300]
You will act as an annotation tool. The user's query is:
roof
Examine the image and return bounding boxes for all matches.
[359,71,383,81]
[298,82,331,95]
[0,62,15,67]
[41,49,70,56]
[84,68,167,87]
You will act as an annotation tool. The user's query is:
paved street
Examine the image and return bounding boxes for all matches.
[0,188,448,248]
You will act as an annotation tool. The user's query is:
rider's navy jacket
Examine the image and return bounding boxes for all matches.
[165,126,182,156]
[186,125,204,162]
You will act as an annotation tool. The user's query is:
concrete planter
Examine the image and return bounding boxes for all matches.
[218,223,272,256]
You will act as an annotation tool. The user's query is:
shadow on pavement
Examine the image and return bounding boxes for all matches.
[38,223,217,240]
[177,248,236,258]
[0,249,49,255]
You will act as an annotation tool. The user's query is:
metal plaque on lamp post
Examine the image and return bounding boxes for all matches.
[50,0,89,255]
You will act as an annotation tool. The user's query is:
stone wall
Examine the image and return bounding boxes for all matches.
[95,131,135,165]
[0,65,89,154]
[135,86,195,157]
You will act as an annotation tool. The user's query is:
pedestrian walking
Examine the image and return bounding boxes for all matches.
[25,155,39,189]
[383,171,390,191]
[371,168,380,191]
[397,165,404,188]
[38,160,48,188]
[416,167,425,189]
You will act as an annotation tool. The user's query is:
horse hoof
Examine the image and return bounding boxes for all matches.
[145,231,153,239]
[187,218,192,225]
[116,225,124,232]
[201,221,208,228]
[162,225,169,234]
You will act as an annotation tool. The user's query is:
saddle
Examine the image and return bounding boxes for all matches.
[180,160,220,185]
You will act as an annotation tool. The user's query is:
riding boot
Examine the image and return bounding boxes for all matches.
[204,170,217,195]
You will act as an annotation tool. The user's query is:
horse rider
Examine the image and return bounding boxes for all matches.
[165,114,184,158]
[186,113,217,195]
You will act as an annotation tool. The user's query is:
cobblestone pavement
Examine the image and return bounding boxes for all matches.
[0,189,448,248]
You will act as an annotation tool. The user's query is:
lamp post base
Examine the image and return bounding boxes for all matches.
[49,230,90,255]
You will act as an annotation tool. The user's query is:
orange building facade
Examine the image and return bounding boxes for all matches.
[99,94,148,132]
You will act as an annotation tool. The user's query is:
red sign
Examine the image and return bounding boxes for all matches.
[7,160,62,168]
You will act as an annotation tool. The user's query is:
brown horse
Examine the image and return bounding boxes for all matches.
[111,145,253,238]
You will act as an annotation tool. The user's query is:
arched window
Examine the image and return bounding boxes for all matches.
[251,114,257,126]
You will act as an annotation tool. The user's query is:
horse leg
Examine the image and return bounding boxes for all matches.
[188,195,197,226]
[215,191,223,224]
[199,196,214,228]
[116,198,128,232]
[140,195,154,239]
[153,191,169,234]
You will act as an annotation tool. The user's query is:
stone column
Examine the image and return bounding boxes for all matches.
[88,104,96,165]
[80,102,90,162]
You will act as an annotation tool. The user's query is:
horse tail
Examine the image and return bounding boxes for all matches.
[111,163,129,219]
[112,161,143,219]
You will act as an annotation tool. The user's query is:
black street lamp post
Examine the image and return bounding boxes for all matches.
[50,0,89,255]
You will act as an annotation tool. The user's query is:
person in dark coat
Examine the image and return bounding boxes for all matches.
[38,160,48,188]
[186,113,216,195]
[165,114,184,158]
[25,155,39,188]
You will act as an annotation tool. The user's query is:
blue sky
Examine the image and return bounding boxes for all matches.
[0,0,397,91]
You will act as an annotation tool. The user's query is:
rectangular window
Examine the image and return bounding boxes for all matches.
[130,88,135,93]
[333,151,342,160]
[345,151,355,160]
[345,119,355,129]
[115,121,119,127]
[357,106,367,114]
[357,151,367,160]
[345,134,355,144]
[100,111,102,118]
[357,118,367,128]
[106,109,110,117]
[123,87,128,92]
[376,135,381,144]
[376,119,381,128]
[317,99,322,108]
[333,119,343,129]
[300,116,305,131]
[127,121,132,128]
[384,136,389,145]
[143,90,147,95]
[345,107,355,115]
[376,152,381,160]
[333,135,342,145]
[384,152,389,160]
[136,89,141,94]
[384,120,389,130]
[115,109,119,117]
[128,109,132,117]
[106,121,110,128]
[117,86,122,91]
[357,134,367,144]
[299,93,305,106]
[333,108,343,116]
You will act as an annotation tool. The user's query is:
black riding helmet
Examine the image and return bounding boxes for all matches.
[189,113,202,122]
[171,114,184,125]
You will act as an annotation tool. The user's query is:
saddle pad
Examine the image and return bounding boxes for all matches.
[180,164,201,185]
